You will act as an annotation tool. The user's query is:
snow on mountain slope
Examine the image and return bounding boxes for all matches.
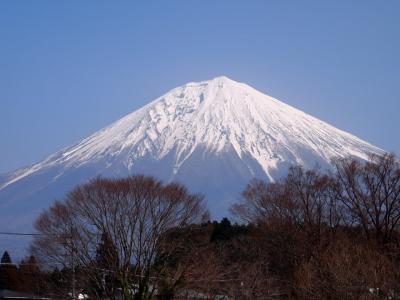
[0,76,383,229]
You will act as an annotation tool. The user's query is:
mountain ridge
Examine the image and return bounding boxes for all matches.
[0,76,384,225]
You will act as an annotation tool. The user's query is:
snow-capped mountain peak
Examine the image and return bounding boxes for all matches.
[0,76,383,224]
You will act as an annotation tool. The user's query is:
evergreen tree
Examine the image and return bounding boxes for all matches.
[210,218,249,241]
[1,251,11,264]
[19,255,43,294]
[95,232,119,269]
[92,231,120,298]
[0,251,19,290]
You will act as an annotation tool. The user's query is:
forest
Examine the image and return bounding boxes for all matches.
[0,153,399,300]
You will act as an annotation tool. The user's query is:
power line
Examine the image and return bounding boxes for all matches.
[0,232,71,237]
[0,232,45,236]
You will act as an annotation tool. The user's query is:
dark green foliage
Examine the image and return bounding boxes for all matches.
[1,251,11,264]
[45,268,74,298]
[210,217,250,242]
[0,251,18,290]
[92,231,120,298]
[95,231,119,269]
[18,255,47,295]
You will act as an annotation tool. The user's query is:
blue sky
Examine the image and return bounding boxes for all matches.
[0,1,399,173]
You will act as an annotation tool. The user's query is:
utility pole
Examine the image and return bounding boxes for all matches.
[72,245,76,300]
[69,229,76,300]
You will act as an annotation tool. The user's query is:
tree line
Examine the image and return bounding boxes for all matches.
[2,153,399,299]
[0,250,46,294]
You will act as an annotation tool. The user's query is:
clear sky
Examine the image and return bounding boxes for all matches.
[0,1,399,173]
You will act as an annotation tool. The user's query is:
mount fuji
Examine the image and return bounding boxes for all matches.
[0,76,383,231]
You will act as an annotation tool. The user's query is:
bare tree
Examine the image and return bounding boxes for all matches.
[31,175,207,299]
[230,178,295,225]
[229,155,400,299]
[231,167,339,239]
[295,236,400,300]
[333,153,400,243]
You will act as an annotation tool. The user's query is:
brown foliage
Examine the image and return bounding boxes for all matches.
[230,154,400,299]
[31,175,207,299]
[333,153,400,243]
[295,236,400,299]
